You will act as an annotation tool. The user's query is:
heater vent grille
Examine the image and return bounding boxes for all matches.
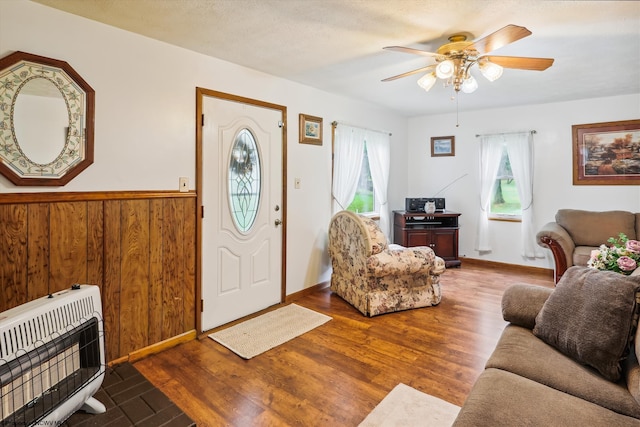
[0,285,105,426]
[0,295,96,360]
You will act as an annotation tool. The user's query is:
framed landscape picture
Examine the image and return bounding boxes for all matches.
[431,136,455,157]
[299,114,323,145]
[572,119,640,185]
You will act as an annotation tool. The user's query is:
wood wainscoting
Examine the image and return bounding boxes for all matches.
[0,191,197,362]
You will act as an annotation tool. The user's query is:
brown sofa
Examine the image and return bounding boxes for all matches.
[537,209,640,283]
[454,267,640,426]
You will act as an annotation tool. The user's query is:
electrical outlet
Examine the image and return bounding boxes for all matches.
[294,178,301,189]
[179,177,189,192]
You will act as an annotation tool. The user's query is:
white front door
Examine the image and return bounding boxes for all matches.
[200,94,284,331]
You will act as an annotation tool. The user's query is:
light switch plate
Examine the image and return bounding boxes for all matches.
[179,177,189,192]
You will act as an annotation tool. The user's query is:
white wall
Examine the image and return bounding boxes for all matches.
[5,1,637,286]
[0,0,409,294]
[408,94,640,270]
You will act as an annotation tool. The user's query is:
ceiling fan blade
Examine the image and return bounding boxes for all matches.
[383,46,441,58]
[381,64,437,82]
[483,55,554,71]
[468,24,532,54]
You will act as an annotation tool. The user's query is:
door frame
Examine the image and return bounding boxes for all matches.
[195,88,287,333]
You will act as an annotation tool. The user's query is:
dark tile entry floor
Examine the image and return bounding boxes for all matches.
[62,362,195,427]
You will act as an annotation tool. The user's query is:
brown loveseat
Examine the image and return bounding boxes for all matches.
[537,209,640,283]
[454,267,640,426]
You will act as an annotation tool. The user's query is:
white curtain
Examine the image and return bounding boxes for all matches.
[332,125,365,214]
[475,135,503,252]
[506,132,543,258]
[365,130,391,237]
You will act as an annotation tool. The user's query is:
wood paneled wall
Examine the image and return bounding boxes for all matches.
[0,192,197,362]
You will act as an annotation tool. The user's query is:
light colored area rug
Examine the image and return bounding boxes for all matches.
[359,383,460,427]
[208,303,331,359]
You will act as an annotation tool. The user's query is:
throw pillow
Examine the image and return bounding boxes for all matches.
[533,266,640,381]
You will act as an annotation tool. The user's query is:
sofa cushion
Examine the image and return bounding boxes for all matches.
[533,266,640,381]
[452,368,640,427]
[487,325,640,418]
[556,209,636,246]
[573,245,596,267]
[366,247,436,277]
[624,351,640,407]
[501,284,553,330]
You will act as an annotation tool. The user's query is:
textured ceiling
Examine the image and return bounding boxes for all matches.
[32,0,640,117]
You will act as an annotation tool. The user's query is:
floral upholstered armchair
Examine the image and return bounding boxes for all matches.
[328,210,446,316]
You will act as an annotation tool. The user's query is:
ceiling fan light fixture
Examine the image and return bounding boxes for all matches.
[417,72,437,92]
[436,59,455,79]
[461,75,478,93]
[479,60,503,82]
[382,25,553,103]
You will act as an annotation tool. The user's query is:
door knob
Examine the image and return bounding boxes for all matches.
[274,219,282,226]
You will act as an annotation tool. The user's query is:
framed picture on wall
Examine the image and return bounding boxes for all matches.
[299,114,323,145]
[572,119,640,185]
[431,136,455,157]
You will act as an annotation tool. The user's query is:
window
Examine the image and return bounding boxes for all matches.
[332,123,390,235]
[347,144,376,214]
[228,128,260,233]
[489,146,522,220]
[477,131,537,256]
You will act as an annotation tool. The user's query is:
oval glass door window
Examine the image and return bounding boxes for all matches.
[228,128,261,233]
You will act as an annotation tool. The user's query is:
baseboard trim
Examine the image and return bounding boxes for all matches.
[461,257,554,277]
[108,355,129,367]
[285,281,330,303]
[108,330,197,366]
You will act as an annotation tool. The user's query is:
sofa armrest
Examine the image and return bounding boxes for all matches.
[536,222,575,283]
[366,247,442,278]
[501,284,554,329]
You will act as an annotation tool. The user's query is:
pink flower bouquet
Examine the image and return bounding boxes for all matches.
[588,233,640,275]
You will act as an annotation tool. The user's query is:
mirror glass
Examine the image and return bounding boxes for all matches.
[0,51,94,186]
[13,77,69,165]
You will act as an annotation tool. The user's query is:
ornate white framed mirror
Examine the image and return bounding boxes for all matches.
[0,51,94,186]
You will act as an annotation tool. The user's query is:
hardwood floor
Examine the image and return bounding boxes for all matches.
[133,262,554,426]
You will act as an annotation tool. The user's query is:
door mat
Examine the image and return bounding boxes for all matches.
[208,303,332,359]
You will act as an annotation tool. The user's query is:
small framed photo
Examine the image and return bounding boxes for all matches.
[573,119,640,185]
[299,114,323,145]
[431,136,455,157]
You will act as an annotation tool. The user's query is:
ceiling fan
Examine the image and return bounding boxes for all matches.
[382,24,554,94]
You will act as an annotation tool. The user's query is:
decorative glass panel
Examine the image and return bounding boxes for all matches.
[229,128,261,233]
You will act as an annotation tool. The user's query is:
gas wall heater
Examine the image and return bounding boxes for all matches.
[0,285,106,426]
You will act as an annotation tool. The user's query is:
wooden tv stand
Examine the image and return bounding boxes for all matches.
[393,210,461,268]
